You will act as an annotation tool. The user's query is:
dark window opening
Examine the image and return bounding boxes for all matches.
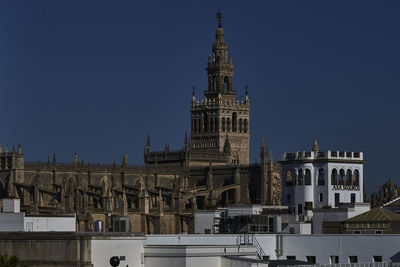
[331,169,338,185]
[286,170,293,186]
[232,112,237,132]
[318,168,325,185]
[306,256,316,264]
[373,256,382,262]
[349,256,358,263]
[335,193,340,207]
[330,256,339,264]
[224,76,229,92]
[297,204,303,214]
[305,169,312,185]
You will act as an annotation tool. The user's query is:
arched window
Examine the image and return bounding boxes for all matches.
[203,113,208,132]
[244,119,248,133]
[199,118,202,133]
[297,168,303,185]
[331,169,338,185]
[239,118,243,132]
[339,169,345,185]
[286,170,293,186]
[192,119,196,133]
[224,76,229,92]
[227,118,231,132]
[232,112,237,132]
[318,168,325,185]
[213,76,217,91]
[222,118,225,132]
[305,169,312,185]
[346,169,352,185]
[354,170,360,186]
[210,117,214,132]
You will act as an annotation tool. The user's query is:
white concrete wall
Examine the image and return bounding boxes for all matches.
[327,162,364,205]
[24,216,76,232]
[0,213,24,231]
[146,234,400,264]
[2,199,20,213]
[312,210,348,234]
[194,211,220,234]
[277,235,400,263]
[186,256,221,267]
[91,237,145,267]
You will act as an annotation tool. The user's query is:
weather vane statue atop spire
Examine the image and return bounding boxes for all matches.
[216,9,222,28]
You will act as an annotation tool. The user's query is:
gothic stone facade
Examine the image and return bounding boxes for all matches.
[0,18,281,234]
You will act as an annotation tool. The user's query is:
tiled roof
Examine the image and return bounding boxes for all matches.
[346,207,400,223]
[384,197,400,207]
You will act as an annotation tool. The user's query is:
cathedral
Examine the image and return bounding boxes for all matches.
[0,14,281,234]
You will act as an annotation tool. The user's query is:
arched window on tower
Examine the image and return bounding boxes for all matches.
[318,168,325,185]
[204,113,208,132]
[346,169,353,185]
[222,118,225,132]
[286,170,293,186]
[232,112,237,132]
[213,76,217,91]
[198,118,202,133]
[244,119,248,133]
[339,169,345,185]
[297,168,303,185]
[192,119,196,133]
[215,118,219,132]
[239,118,243,132]
[354,170,360,186]
[227,118,231,132]
[305,169,312,185]
[331,169,338,185]
[224,76,229,92]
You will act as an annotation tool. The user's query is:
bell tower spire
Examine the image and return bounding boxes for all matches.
[206,10,234,97]
[189,12,250,165]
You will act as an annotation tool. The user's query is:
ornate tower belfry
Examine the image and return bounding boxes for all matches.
[205,11,234,99]
[190,12,250,165]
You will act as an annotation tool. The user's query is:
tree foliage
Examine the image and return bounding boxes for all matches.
[0,254,25,267]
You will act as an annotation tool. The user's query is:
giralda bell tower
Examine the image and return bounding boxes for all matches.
[190,12,250,165]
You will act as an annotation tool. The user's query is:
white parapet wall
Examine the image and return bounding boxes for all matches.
[146,234,400,264]
[91,235,146,267]
[144,245,258,267]
[24,214,76,232]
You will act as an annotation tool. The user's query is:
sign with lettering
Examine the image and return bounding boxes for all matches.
[332,185,360,191]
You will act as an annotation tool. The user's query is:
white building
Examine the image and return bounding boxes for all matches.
[0,198,76,232]
[146,234,400,264]
[280,139,365,217]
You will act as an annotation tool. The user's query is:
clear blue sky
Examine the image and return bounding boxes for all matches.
[1,1,400,195]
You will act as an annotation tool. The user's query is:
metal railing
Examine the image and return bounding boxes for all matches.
[236,233,266,260]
